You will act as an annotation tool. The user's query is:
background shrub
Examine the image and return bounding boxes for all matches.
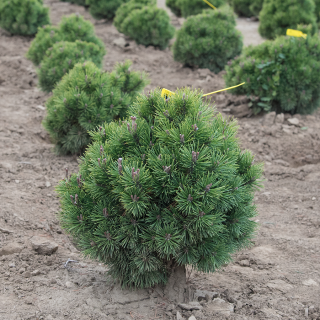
[120,6,175,49]
[173,7,243,73]
[166,0,182,16]
[61,0,87,5]
[56,87,263,288]
[0,0,50,36]
[224,35,320,114]
[38,40,106,93]
[86,0,130,20]
[178,0,226,18]
[259,0,317,39]
[315,0,320,24]
[27,14,105,65]
[232,0,263,17]
[43,61,149,155]
[114,0,156,34]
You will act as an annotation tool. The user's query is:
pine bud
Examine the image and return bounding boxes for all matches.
[158,154,162,160]
[180,134,184,143]
[163,165,171,174]
[182,93,185,100]
[100,145,104,155]
[103,208,108,218]
[192,151,199,162]
[103,158,106,164]
[199,211,205,217]
[163,110,170,118]
[75,194,78,204]
[165,130,170,135]
[187,194,193,202]
[131,194,139,202]
[127,123,131,133]
[104,231,111,240]
[118,158,123,175]
[165,234,171,240]
[97,158,100,166]
[131,168,140,181]
[70,195,74,203]
[141,154,145,161]
[110,104,114,109]
[150,141,154,147]
[192,124,199,131]
[204,183,212,193]
[77,214,83,222]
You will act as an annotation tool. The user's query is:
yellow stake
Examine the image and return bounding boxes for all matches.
[203,0,217,10]
[286,29,307,39]
[161,82,245,99]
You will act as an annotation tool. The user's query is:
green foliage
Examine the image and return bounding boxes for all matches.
[119,6,175,49]
[86,0,130,20]
[114,0,156,34]
[232,0,263,17]
[0,0,50,36]
[37,40,106,93]
[43,61,149,155]
[224,35,320,114]
[259,0,317,39]
[178,0,226,18]
[315,0,320,23]
[166,0,182,16]
[56,87,263,288]
[173,7,242,73]
[27,14,105,65]
[61,0,87,5]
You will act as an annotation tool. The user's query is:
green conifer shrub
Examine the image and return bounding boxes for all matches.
[259,0,317,39]
[114,0,156,34]
[119,6,175,49]
[85,0,130,20]
[27,14,105,65]
[224,35,320,114]
[37,40,106,93]
[43,61,149,155]
[56,87,263,288]
[0,0,50,36]
[178,0,226,18]
[166,0,182,16]
[173,7,243,73]
[231,0,263,17]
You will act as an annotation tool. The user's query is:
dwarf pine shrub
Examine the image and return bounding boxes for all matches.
[114,0,156,34]
[166,0,181,16]
[43,61,149,155]
[27,14,105,65]
[259,0,317,39]
[38,40,106,92]
[120,6,175,49]
[56,87,263,288]
[224,35,320,114]
[86,0,130,20]
[0,0,50,36]
[178,0,226,17]
[232,0,263,17]
[173,7,242,73]
[315,0,320,24]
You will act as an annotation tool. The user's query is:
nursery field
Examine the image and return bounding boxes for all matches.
[1,1,320,320]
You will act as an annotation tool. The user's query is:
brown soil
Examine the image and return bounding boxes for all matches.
[0,1,320,320]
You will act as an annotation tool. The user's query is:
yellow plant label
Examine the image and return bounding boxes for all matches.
[203,0,217,10]
[286,29,307,39]
[203,82,246,97]
[161,88,175,99]
[161,82,245,100]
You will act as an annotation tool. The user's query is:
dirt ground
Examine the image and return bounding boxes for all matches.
[0,1,320,319]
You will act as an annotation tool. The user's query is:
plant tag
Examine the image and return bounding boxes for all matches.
[203,0,217,10]
[161,88,175,99]
[286,29,307,39]
[203,82,245,97]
